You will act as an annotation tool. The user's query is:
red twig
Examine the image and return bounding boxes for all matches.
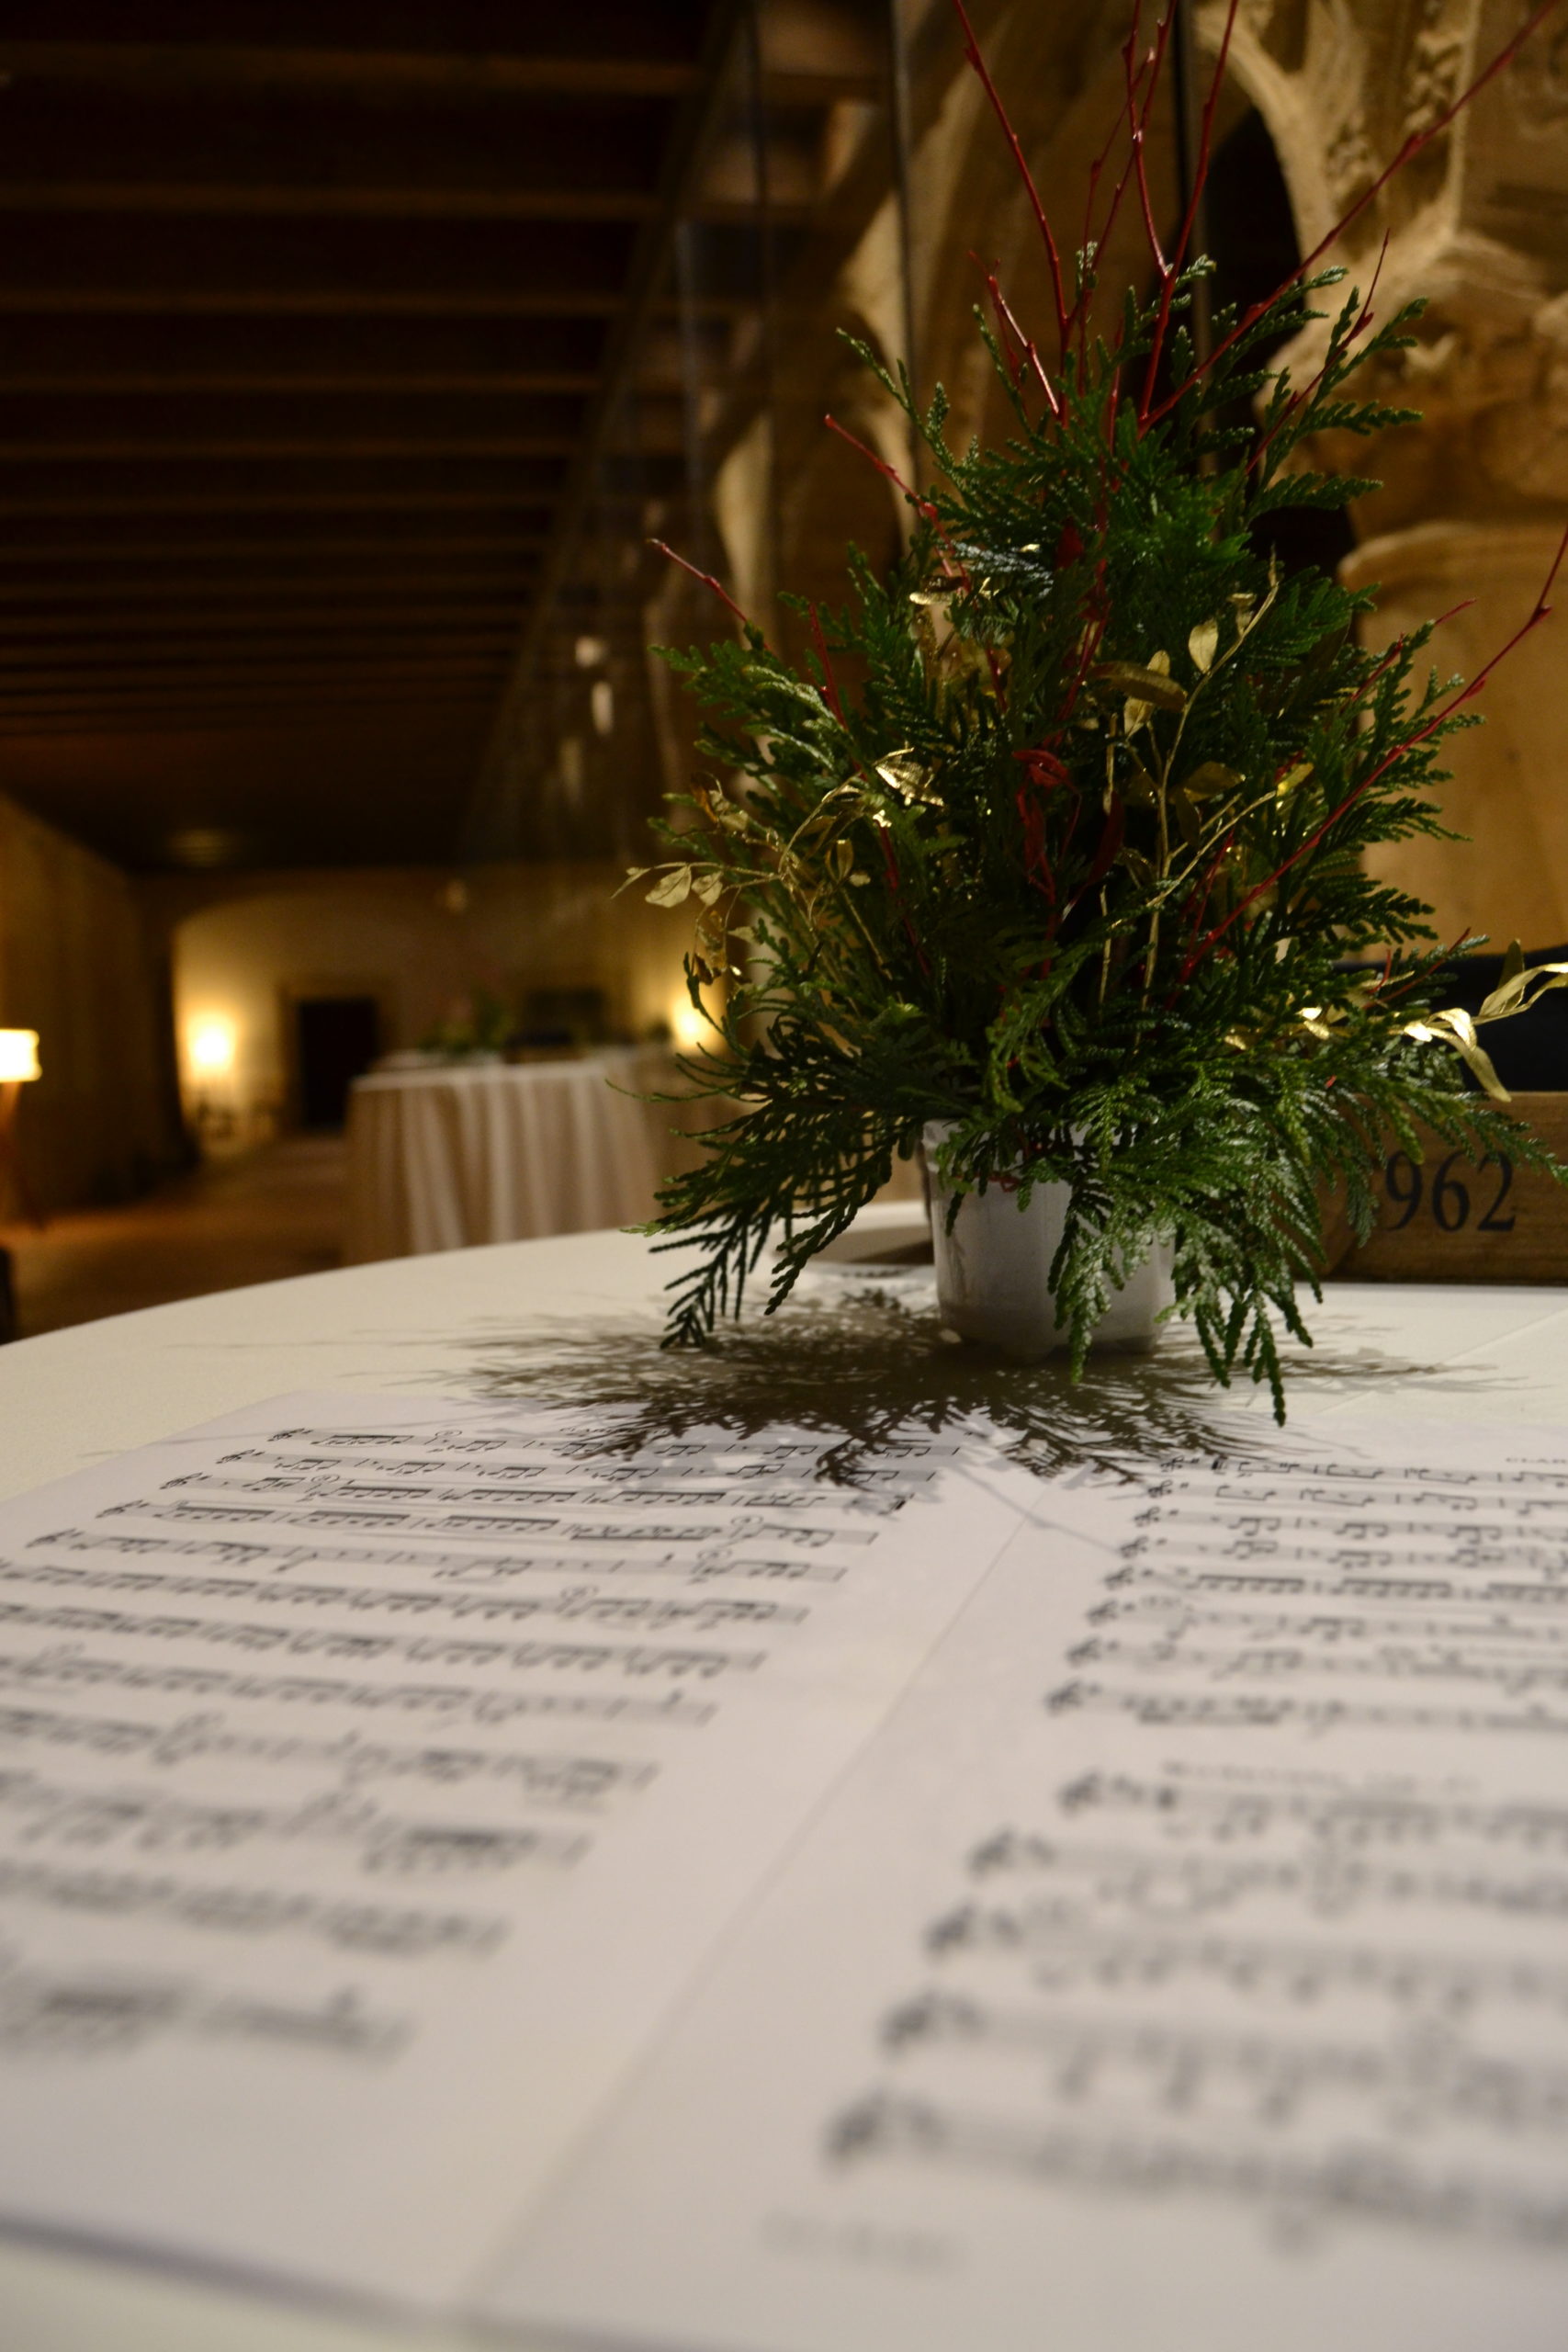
[949,0,1071,356]
[1178,522,1568,981]
[980,263,1060,416]
[807,602,848,726]
[1063,5,1172,368]
[649,538,750,628]
[1148,0,1565,429]
[824,413,976,599]
[1138,0,1237,423]
[823,414,942,531]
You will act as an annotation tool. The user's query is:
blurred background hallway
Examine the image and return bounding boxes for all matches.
[0,1136,345,1337]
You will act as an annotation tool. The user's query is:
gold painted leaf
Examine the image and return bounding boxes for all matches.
[1404,1011,1511,1102]
[1188,619,1220,673]
[646,865,693,907]
[874,749,942,806]
[1182,760,1242,800]
[691,869,726,905]
[1092,659,1187,713]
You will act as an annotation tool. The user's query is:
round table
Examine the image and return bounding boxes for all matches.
[5,1223,1568,2352]
[343,1054,663,1262]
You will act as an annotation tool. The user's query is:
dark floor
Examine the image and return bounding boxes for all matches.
[0,1136,347,1340]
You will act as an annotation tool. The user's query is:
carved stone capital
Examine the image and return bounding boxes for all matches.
[1274,236,1568,535]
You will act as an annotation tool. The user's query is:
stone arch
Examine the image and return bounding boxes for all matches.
[911,3,1249,452]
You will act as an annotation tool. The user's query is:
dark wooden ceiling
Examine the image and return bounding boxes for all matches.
[0,2,750,869]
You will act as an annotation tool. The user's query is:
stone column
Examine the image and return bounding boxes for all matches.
[1218,0,1568,947]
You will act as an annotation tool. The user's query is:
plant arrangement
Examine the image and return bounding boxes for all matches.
[419,986,515,1060]
[633,0,1568,1417]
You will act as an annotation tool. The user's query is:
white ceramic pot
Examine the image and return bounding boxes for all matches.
[922,1121,1174,1358]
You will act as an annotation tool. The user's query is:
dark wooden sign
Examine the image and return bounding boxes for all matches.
[1324,1094,1568,1283]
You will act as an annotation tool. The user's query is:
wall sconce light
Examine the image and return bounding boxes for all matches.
[186,1015,238,1079]
[0,1029,42,1228]
[0,1030,40,1084]
[669,994,707,1052]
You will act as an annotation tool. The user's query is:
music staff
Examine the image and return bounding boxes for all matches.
[0,1765,592,1877]
[825,2092,1568,2246]
[0,1957,412,2062]
[921,1908,1568,2013]
[0,1701,662,1800]
[0,1855,507,1956]
[0,1647,720,1725]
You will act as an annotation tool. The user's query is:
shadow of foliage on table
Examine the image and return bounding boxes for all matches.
[455,1263,1470,1487]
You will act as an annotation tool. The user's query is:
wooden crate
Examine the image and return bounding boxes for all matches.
[1324,1093,1568,1283]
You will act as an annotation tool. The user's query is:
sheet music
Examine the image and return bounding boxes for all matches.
[0,1389,1025,2312]
[486,1423,1568,2352]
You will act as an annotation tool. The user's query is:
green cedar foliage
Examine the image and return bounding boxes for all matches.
[633,265,1565,1418]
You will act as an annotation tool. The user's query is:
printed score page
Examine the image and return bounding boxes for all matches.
[0,1389,1027,2315]
[484,1421,1568,2352]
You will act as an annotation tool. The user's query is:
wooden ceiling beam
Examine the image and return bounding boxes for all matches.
[0,186,814,232]
[0,312,612,390]
[0,626,521,666]
[0,570,537,605]
[0,493,569,520]
[0,89,671,215]
[0,665,511,707]
[0,51,875,106]
[0,436,583,463]
[0,288,746,321]
[0,391,650,464]
[0,673,501,705]
[0,601,528,638]
[0,690,497,738]
[0,453,680,514]
[0,218,769,317]
[0,46,700,101]
[0,186,665,223]
[0,216,637,310]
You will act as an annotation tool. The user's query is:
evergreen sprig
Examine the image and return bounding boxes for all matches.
[631,249,1565,1419]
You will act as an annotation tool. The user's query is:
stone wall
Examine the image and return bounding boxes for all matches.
[153,862,694,1140]
[0,793,186,1219]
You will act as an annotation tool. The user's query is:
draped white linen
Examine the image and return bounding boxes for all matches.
[344,1057,661,1261]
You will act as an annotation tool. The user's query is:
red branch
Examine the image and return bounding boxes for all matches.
[807,601,848,725]
[649,538,750,628]
[1178,522,1568,982]
[824,413,977,602]
[823,413,942,532]
[1148,0,1565,429]
[1137,0,1238,423]
[980,263,1060,415]
[1064,5,1172,365]
[949,0,1071,356]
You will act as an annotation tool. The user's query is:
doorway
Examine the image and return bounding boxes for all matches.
[295,996,379,1130]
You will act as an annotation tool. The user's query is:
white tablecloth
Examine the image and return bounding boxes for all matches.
[6,1230,1568,2352]
[343,1055,661,1261]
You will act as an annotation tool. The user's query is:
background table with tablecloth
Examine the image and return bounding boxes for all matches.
[343,1051,665,1261]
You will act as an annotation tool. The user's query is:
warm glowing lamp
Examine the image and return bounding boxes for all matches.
[0,1029,41,1227]
[0,1030,39,1084]
[187,1016,238,1078]
[669,995,707,1052]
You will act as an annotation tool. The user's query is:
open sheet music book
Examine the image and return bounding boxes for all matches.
[1,1390,1566,2350]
